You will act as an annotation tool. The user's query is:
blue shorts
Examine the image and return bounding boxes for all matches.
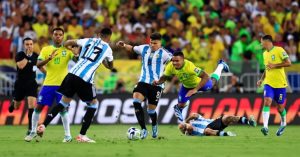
[178,79,213,103]
[264,84,286,104]
[37,86,62,106]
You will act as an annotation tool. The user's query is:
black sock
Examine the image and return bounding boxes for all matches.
[238,117,249,125]
[28,108,34,130]
[44,104,64,127]
[133,102,146,130]
[80,107,96,135]
[148,112,157,126]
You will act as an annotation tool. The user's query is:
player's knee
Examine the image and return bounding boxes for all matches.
[87,101,99,109]
[59,99,70,108]
[178,103,186,108]
[147,109,156,115]
[133,99,142,106]
[264,98,272,106]
[277,105,284,112]
[28,103,35,109]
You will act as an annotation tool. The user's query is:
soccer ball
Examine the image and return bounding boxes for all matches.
[127,127,141,140]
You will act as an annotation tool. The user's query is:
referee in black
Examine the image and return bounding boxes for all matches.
[9,37,39,135]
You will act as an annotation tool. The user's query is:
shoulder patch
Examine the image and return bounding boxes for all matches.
[282,51,288,57]
[194,67,201,74]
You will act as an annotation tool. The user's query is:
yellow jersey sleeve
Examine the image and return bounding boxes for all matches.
[188,61,202,76]
[164,62,174,77]
[38,47,48,60]
[277,47,289,60]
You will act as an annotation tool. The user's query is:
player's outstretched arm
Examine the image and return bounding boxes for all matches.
[64,40,78,49]
[102,59,113,70]
[185,113,199,123]
[64,40,80,57]
[152,75,170,86]
[266,58,291,70]
[257,70,265,87]
[116,41,133,52]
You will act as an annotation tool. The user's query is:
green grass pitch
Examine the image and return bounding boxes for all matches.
[0,125,299,157]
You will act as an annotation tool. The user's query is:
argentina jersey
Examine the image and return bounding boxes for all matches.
[190,115,213,136]
[133,44,172,88]
[70,38,113,84]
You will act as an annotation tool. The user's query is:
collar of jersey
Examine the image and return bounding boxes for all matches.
[52,44,62,48]
[267,46,275,52]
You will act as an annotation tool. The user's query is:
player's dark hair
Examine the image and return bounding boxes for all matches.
[52,27,64,34]
[150,32,162,40]
[173,51,184,58]
[23,37,33,44]
[99,27,112,38]
[262,35,273,42]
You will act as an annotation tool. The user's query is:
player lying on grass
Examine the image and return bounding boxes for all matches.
[178,113,256,136]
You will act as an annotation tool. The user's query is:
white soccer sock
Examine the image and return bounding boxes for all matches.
[280,109,287,126]
[262,111,270,128]
[281,116,286,126]
[31,110,41,133]
[212,64,224,78]
[60,111,71,137]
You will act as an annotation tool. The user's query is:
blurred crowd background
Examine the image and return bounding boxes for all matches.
[0,0,300,94]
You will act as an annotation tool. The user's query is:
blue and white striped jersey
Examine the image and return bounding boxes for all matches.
[133,44,172,88]
[190,115,213,136]
[70,38,113,84]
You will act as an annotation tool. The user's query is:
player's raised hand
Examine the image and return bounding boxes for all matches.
[257,80,263,87]
[49,49,58,59]
[49,49,58,60]
[116,41,125,47]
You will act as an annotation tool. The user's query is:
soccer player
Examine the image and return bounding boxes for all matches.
[257,35,291,136]
[25,27,76,142]
[9,37,39,135]
[153,51,229,122]
[35,27,114,143]
[116,33,172,139]
[178,113,256,136]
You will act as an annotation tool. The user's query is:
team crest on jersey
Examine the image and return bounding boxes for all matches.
[62,50,66,57]
[271,55,275,61]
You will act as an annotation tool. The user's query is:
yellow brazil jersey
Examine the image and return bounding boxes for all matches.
[164,59,202,88]
[263,46,289,88]
[38,45,74,86]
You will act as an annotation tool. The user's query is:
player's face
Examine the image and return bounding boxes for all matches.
[172,56,184,69]
[52,30,64,45]
[150,39,161,51]
[23,40,33,53]
[186,124,193,133]
[260,39,269,49]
